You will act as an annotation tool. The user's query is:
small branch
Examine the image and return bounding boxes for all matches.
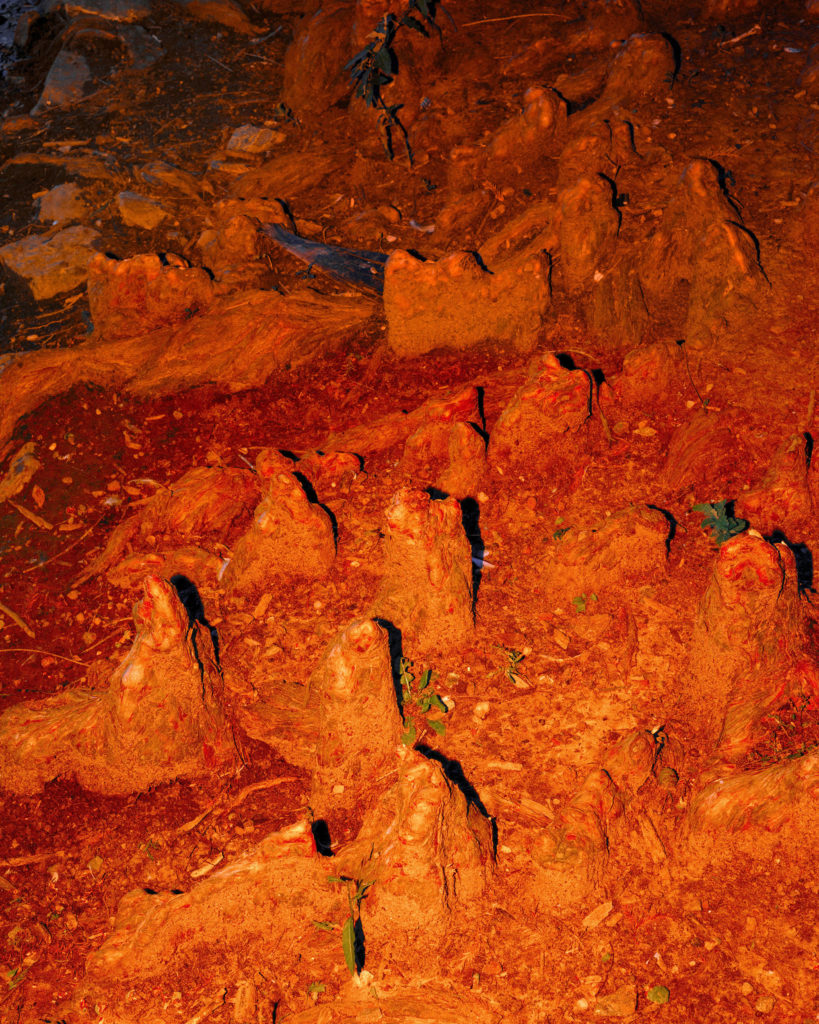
[462,11,571,26]
[23,514,105,574]
[0,601,35,639]
[0,850,67,868]
[9,501,53,530]
[81,619,132,654]
[0,647,88,667]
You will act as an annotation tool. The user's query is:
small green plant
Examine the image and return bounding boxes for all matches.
[572,593,598,613]
[399,658,447,744]
[693,500,748,545]
[327,876,372,975]
[345,0,438,162]
[496,644,527,686]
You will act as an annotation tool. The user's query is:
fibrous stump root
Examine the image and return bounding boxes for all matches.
[223,447,336,598]
[0,575,237,795]
[371,487,474,655]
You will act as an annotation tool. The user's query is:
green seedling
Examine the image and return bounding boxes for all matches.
[399,658,447,742]
[693,500,748,545]
[327,876,373,975]
[552,516,570,541]
[496,644,528,687]
[571,593,598,614]
[345,0,438,162]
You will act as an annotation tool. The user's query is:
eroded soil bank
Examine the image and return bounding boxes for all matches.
[2,0,819,1021]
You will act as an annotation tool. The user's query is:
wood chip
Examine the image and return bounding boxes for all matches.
[9,501,53,530]
[190,852,224,878]
[553,628,570,649]
[582,900,614,929]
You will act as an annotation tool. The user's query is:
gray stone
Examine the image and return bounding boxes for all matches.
[0,226,102,300]
[226,125,285,155]
[36,183,88,225]
[32,50,91,114]
[116,191,169,230]
[116,23,164,68]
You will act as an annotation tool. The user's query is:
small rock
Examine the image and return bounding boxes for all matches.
[755,995,775,1014]
[0,225,101,299]
[116,191,169,230]
[227,124,285,154]
[594,983,637,1017]
[37,182,88,225]
[32,50,91,114]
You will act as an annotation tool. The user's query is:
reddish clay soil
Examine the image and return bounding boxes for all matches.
[2,0,819,1022]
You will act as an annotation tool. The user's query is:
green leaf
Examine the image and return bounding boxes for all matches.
[419,696,431,713]
[418,669,431,692]
[341,916,357,975]
[312,920,334,931]
[693,500,747,545]
[307,981,326,995]
[427,719,446,735]
[401,721,416,746]
[647,985,670,1004]
[553,527,570,540]
[374,46,393,74]
[401,13,428,34]
[428,694,447,713]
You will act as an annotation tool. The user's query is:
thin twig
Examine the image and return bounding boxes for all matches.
[81,619,132,654]
[23,514,105,574]
[0,647,88,667]
[0,851,67,868]
[0,601,35,638]
[462,11,571,26]
[206,54,231,72]
[679,341,707,410]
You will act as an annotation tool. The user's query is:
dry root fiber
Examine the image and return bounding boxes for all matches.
[490,352,592,483]
[383,247,550,357]
[73,463,257,587]
[83,819,329,987]
[371,487,474,656]
[310,618,404,818]
[400,385,486,499]
[79,747,492,1007]
[639,159,768,344]
[350,745,494,942]
[689,533,805,731]
[87,251,215,341]
[223,448,336,598]
[534,731,658,900]
[0,287,376,452]
[689,534,819,830]
[547,505,671,598]
[0,576,237,795]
